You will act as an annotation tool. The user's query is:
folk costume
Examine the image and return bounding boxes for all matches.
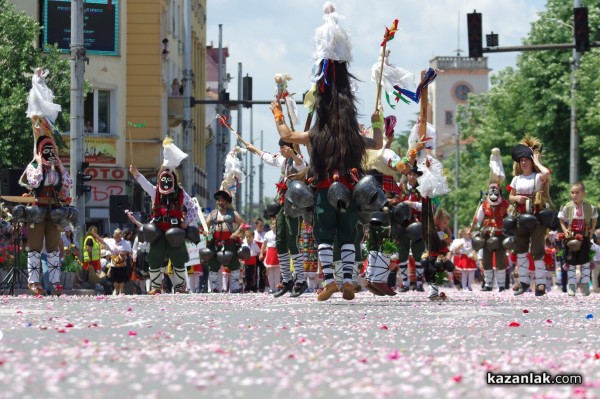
[20,69,73,296]
[362,116,423,296]
[394,162,425,292]
[558,200,597,296]
[247,138,309,297]
[205,189,245,293]
[270,2,384,301]
[473,149,510,292]
[507,136,554,296]
[132,138,198,294]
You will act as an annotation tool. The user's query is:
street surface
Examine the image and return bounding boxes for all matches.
[0,289,598,399]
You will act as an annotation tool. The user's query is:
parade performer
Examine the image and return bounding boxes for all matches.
[508,135,553,296]
[129,137,198,294]
[20,68,72,296]
[245,138,309,298]
[270,1,383,301]
[395,162,425,292]
[362,115,426,296]
[204,189,245,293]
[557,181,597,296]
[473,148,510,292]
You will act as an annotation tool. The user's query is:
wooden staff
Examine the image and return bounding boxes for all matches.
[216,114,250,147]
[374,42,388,113]
[418,69,428,141]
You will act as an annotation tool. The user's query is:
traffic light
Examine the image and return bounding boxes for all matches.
[467,11,483,58]
[242,75,253,108]
[574,7,590,53]
[77,162,92,198]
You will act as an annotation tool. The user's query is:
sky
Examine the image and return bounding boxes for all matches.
[206,0,548,204]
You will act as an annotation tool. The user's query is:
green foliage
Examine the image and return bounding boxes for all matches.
[380,237,399,256]
[0,0,70,169]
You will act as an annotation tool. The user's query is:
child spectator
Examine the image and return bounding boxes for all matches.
[259,217,279,293]
[242,230,260,292]
[591,229,600,293]
[558,181,597,296]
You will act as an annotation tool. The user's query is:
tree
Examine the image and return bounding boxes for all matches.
[445,0,600,228]
[0,0,70,169]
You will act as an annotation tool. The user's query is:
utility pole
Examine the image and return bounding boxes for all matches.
[216,25,224,193]
[454,108,459,239]
[69,0,85,241]
[236,62,243,208]
[258,129,264,218]
[249,107,254,221]
[570,0,581,183]
[183,0,193,192]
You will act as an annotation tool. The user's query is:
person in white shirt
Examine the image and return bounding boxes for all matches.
[102,228,132,295]
[591,229,600,294]
[246,140,309,298]
[259,218,280,294]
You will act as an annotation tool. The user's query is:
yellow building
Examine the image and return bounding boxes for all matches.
[10,0,209,232]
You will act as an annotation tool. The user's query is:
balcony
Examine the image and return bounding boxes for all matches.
[168,96,184,127]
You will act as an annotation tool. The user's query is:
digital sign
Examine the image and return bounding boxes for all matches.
[42,0,119,56]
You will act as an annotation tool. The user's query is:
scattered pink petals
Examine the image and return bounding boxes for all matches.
[128,331,138,336]
[127,307,133,311]
[522,309,530,314]
[509,322,520,327]
[387,349,401,360]
[359,358,368,364]
[65,323,74,328]
[546,319,552,324]
[452,375,463,383]
[380,325,389,330]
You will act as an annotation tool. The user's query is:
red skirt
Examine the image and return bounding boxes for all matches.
[264,247,279,267]
[458,254,476,270]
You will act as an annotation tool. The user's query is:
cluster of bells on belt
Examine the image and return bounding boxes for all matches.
[138,222,252,266]
[471,208,566,251]
[10,205,79,229]
[265,176,423,236]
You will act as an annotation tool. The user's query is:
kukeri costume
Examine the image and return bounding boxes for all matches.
[132,138,198,294]
[362,116,421,296]
[252,139,309,297]
[271,2,383,301]
[19,69,74,296]
[506,137,554,296]
[472,149,510,292]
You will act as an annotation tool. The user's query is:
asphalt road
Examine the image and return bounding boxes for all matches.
[0,288,598,399]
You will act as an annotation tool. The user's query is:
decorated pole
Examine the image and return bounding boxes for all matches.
[375,19,399,112]
[216,114,250,147]
[418,69,428,142]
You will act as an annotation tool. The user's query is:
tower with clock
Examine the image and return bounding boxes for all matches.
[428,55,490,157]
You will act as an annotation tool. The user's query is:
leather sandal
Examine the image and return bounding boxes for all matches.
[28,282,45,296]
[365,281,385,296]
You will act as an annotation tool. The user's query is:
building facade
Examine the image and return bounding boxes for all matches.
[429,56,489,157]
[11,0,210,233]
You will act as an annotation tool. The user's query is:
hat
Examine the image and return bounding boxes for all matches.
[408,161,423,177]
[313,2,353,63]
[488,148,505,185]
[214,190,232,203]
[511,144,533,163]
[101,249,111,257]
[162,136,188,169]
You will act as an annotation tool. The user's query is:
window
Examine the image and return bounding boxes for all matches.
[445,111,453,126]
[84,89,114,134]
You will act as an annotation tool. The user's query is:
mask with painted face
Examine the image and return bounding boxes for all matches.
[37,136,57,167]
[487,184,502,206]
[158,170,177,195]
